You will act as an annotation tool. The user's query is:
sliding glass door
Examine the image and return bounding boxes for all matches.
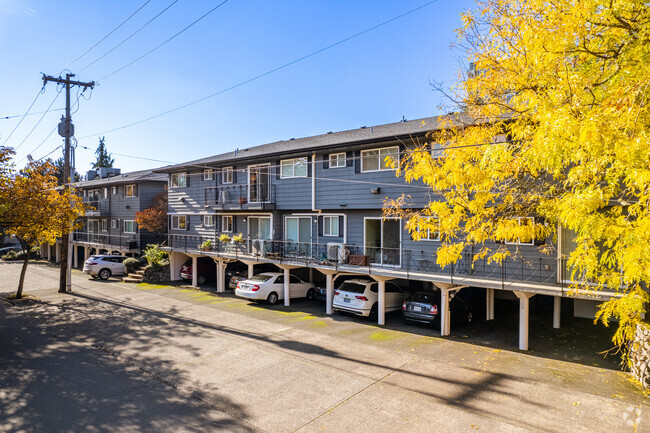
[364,218,401,266]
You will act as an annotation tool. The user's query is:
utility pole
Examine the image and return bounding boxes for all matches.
[42,73,94,293]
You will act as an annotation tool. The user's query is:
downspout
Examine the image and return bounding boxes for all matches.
[311,153,318,212]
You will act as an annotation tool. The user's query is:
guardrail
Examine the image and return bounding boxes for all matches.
[204,184,276,205]
[166,234,562,287]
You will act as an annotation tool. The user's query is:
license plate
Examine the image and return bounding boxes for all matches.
[413,306,422,312]
[344,298,350,303]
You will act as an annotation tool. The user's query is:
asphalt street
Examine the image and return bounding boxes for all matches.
[1,261,648,433]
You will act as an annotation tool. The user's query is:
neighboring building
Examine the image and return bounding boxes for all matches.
[42,167,168,266]
[152,115,617,350]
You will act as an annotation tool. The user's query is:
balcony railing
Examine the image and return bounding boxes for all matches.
[83,199,109,216]
[204,185,276,207]
[166,234,561,288]
[73,232,138,250]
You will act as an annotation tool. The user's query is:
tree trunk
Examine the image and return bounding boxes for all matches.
[59,236,68,293]
[16,255,29,299]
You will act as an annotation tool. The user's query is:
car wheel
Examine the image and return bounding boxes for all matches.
[306,288,315,301]
[91,275,99,279]
[98,268,111,280]
[368,304,378,321]
[197,274,206,285]
[267,292,279,305]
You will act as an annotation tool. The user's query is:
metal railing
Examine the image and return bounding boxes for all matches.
[73,232,138,250]
[166,234,561,287]
[204,184,276,206]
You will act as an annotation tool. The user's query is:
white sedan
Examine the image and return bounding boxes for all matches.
[235,272,316,305]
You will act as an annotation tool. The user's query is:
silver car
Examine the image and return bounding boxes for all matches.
[83,255,127,280]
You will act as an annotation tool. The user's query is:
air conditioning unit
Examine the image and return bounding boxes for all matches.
[327,243,349,263]
[251,239,266,257]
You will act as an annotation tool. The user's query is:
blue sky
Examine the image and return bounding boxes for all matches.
[1,0,476,173]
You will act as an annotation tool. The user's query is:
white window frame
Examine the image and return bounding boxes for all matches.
[102,188,108,199]
[203,169,213,181]
[363,217,402,268]
[124,184,136,197]
[323,216,339,237]
[248,216,271,240]
[171,215,188,230]
[221,216,233,233]
[418,216,440,241]
[110,219,117,229]
[280,157,308,179]
[124,220,136,234]
[82,190,86,197]
[111,186,117,195]
[329,153,346,168]
[170,172,187,188]
[361,146,399,172]
[222,167,233,184]
[204,215,215,227]
[505,217,535,245]
[101,219,108,232]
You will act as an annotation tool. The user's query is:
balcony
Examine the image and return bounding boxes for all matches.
[204,185,276,210]
[73,232,138,250]
[166,234,562,294]
[83,199,109,217]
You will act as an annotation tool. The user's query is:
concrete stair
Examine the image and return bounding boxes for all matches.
[122,269,145,283]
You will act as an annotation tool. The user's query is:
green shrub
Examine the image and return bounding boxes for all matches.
[123,258,141,273]
[143,244,169,268]
[3,250,18,260]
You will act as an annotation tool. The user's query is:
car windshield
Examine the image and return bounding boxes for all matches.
[89,255,102,260]
[337,282,368,294]
[247,274,274,283]
[410,293,435,303]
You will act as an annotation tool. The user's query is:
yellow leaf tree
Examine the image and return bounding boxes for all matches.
[0,154,84,299]
[386,0,650,361]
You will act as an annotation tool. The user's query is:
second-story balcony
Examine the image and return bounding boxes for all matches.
[204,185,276,210]
[83,199,110,217]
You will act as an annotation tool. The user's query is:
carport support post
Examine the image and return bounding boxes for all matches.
[214,259,225,293]
[47,244,51,261]
[248,263,254,279]
[308,268,313,284]
[319,269,337,315]
[486,288,495,321]
[283,267,290,306]
[553,296,561,329]
[83,246,89,261]
[55,242,60,263]
[441,289,451,336]
[370,275,392,326]
[192,256,198,287]
[514,291,535,350]
[73,243,78,268]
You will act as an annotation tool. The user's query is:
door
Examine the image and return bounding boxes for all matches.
[285,217,311,257]
[249,164,270,203]
[364,218,401,266]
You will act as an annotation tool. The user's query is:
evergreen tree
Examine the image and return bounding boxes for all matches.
[92,137,114,169]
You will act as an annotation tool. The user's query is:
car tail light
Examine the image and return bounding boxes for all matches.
[88,262,97,265]
[355,296,368,301]
[402,301,407,310]
[334,291,340,296]
[430,305,438,315]
[252,285,260,292]
[237,282,241,289]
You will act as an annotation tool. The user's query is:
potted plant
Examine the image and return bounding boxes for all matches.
[232,233,245,244]
[238,197,247,204]
[199,240,212,251]
[219,233,232,244]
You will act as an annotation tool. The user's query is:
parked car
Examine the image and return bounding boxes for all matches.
[0,245,22,257]
[227,263,277,290]
[332,279,405,319]
[402,290,473,327]
[180,258,216,285]
[235,272,316,305]
[83,255,128,280]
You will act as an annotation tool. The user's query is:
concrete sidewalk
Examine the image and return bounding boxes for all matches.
[0,262,647,432]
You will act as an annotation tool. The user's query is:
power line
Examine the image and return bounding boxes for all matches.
[17,124,58,164]
[100,0,231,81]
[78,0,180,73]
[80,0,440,140]
[36,144,63,162]
[1,107,66,120]
[14,89,62,151]
[2,86,45,145]
[63,0,152,70]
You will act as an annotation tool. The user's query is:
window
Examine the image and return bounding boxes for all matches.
[124,220,136,234]
[171,172,186,188]
[204,215,215,227]
[171,215,188,230]
[111,186,117,195]
[101,219,107,232]
[249,216,271,240]
[102,188,108,199]
[505,217,535,245]
[417,217,440,241]
[82,190,86,197]
[88,220,99,233]
[222,216,233,232]
[222,167,233,184]
[125,184,136,197]
[110,219,117,229]
[329,153,346,168]
[361,146,399,172]
[323,216,339,237]
[204,169,213,181]
[281,158,308,178]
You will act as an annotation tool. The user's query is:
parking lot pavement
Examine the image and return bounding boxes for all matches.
[1,262,648,433]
